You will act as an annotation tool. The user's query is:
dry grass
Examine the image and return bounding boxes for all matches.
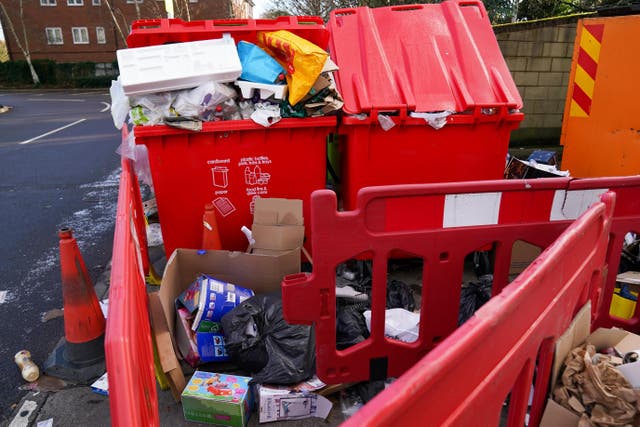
[0,40,8,62]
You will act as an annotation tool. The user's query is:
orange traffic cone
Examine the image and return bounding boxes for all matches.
[202,202,222,250]
[44,227,106,383]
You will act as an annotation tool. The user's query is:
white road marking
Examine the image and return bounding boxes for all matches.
[100,101,110,112]
[0,290,7,304]
[19,118,87,145]
[27,98,85,102]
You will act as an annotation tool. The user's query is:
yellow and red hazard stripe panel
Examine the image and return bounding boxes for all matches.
[570,24,604,117]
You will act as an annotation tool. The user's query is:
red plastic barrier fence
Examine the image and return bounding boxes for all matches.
[572,177,640,330]
[104,153,159,427]
[104,167,640,425]
[282,176,640,386]
[342,192,615,426]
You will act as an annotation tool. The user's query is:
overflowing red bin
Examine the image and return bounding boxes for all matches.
[328,1,524,210]
[127,17,336,255]
[134,118,335,256]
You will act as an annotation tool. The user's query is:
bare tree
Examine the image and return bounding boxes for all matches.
[102,0,129,47]
[0,0,40,84]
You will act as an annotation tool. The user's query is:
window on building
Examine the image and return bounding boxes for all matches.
[126,0,143,3]
[96,27,106,44]
[67,0,83,5]
[45,27,63,45]
[40,0,56,6]
[92,0,101,5]
[72,27,89,44]
[189,0,198,3]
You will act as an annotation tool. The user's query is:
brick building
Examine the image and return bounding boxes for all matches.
[0,0,253,63]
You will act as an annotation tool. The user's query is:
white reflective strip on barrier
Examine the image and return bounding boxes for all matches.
[443,192,502,228]
[550,189,608,221]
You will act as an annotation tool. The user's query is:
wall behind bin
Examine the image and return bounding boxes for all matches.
[494,15,587,146]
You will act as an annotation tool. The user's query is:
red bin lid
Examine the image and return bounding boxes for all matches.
[328,1,523,114]
[127,16,330,49]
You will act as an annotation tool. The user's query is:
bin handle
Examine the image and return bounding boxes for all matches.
[457,0,483,8]
[391,4,424,11]
[131,19,162,30]
[212,18,250,27]
[332,8,357,17]
[292,16,324,25]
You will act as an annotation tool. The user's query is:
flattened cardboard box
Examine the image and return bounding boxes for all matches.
[151,248,300,401]
[252,198,304,253]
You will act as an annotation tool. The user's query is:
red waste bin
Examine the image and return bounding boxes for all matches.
[127,17,336,256]
[328,1,524,210]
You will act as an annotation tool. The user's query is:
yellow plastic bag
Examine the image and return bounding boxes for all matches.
[257,30,328,106]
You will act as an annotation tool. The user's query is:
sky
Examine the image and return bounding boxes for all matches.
[253,0,268,18]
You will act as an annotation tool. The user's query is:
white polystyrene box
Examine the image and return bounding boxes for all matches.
[235,80,288,100]
[117,35,242,96]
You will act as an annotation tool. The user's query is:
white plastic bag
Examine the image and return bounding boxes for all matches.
[410,111,454,130]
[115,130,154,187]
[129,91,176,126]
[363,308,419,343]
[172,81,236,120]
[109,77,130,129]
[250,102,281,127]
[377,113,396,131]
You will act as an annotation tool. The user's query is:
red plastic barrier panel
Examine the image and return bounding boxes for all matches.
[343,192,615,427]
[105,154,159,427]
[282,176,640,386]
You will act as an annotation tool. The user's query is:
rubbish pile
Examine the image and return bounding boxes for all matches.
[111,31,343,131]
[142,198,441,424]
[504,149,570,179]
[541,304,640,426]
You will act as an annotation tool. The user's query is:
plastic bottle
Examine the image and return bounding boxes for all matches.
[213,105,224,121]
[221,99,242,121]
[15,350,40,382]
[238,100,255,120]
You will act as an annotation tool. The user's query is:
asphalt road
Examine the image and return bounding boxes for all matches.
[0,89,120,421]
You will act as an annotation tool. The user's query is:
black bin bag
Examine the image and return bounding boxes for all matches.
[221,294,315,384]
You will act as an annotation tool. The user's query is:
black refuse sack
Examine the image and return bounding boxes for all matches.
[336,306,370,350]
[221,294,315,384]
[386,279,415,312]
[458,274,493,325]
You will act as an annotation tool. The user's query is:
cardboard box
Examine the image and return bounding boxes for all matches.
[149,292,186,401]
[541,302,640,426]
[509,240,542,276]
[251,198,304,254]
[175,307,201,367]
[152,248,300,400]
[257,377,332,423]
[617,271,640,293]
[182,371,254,427]
[196,331,229,363]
